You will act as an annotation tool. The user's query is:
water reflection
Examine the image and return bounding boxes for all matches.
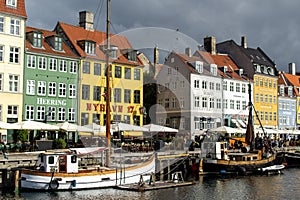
[2,168,300,200]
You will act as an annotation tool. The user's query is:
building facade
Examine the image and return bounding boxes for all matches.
[0,0,27,142]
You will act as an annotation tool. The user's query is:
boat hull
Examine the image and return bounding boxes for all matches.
[202,154,277,175]
[277,152,300,168]
[20,155,156,191]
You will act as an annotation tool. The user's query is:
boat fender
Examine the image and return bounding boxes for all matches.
[49,179,59,190]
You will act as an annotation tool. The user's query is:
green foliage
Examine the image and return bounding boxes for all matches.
[17,130,28,143]
[53,138,67,149]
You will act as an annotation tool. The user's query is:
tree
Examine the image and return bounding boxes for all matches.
[53,138,67,149]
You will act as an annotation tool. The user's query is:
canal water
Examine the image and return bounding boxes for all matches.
[1,168,300,200]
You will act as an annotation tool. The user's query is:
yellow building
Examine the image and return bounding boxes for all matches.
[0,0,27,142]
[55,11,144,126]
[253,74,278,128]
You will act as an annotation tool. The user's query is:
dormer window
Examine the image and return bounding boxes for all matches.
[254,64,261,73]
[288,86,293,97]
[6,0,16,8]
[127,50,137,62]
[33,32,42,48]
[210,64,217,76]
[78,40,95,55]
[223,66,227,73]
[54,36,62,51]
[195,61,203,73]
[110,46,118,59]
[279,85,284,96]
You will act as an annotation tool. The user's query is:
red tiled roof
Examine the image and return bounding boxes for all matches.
[280,72,300,96]
[0,0,27,18]
[57,22,141,66]
[26,26,78,59]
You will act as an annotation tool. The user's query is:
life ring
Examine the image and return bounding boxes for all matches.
[49,179,59,190]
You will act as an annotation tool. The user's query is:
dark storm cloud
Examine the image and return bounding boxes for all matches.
[26,0,300,71]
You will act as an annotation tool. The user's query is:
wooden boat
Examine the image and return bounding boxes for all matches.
[200,83,281,175]
[277,151,300,168]
[20,149,156,190]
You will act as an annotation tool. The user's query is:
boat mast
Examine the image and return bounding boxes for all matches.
[105,0,111,167]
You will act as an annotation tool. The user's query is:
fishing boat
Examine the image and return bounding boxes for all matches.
[20,0,156,190]
[19,148,155,190]
[199,83,281,175]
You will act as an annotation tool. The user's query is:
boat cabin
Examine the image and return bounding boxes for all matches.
[36,151,78,173]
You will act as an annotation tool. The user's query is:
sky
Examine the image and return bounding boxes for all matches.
[25,0,300,71]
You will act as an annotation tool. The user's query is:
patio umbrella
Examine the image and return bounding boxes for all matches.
[13,121,59,130]
[208,126,246,134]
[0,121,20,129]
[143,124,178,133]
[112,122,148,132]
[56,122,93,132]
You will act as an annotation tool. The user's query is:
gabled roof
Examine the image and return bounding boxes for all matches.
[279,72,300,96]
[55,22,141,66]
[0,0,27,18]
[26,26,78,59]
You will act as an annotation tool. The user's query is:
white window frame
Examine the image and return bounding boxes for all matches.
[68,108,75,122]
[37,81,46,96]
[26,80,35,95]
[0,73,3,91]
[58,107,66,121]
[58,83,66,97]
[48,82,56,96]
[69,84,76,98]
[25,105,34,120]
[69,61,77,73]
[38,57,47,70]
[49,58,57,71]
[9,46,20,63]
[36,106,45,121]
[27,55,36,68]
[8,74,19,92]
[6,0,17,7]
[0,45,3,62]
[0,17,4,32]
[59,60,67,72]
[10,18,20,35]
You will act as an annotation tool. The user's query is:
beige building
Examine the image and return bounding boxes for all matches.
[0,0,27,142]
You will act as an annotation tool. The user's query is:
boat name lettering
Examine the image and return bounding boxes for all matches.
[37,98,66,106]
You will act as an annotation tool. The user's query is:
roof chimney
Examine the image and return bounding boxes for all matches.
[204,36,216,55]
[185,47,192,57]
[241,36,247,48]
[154,46,159,66]
[289,62,296,75]
[79,11,94,31]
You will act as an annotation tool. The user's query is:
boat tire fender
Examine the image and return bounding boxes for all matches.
[49,179,59,190]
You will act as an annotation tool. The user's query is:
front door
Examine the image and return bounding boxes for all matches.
[59,155,67,173]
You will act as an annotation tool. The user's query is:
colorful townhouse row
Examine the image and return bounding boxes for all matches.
[0,1,144,143]
[156,36,300,139]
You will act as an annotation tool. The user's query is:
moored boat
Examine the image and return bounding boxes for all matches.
[20,149,156,190]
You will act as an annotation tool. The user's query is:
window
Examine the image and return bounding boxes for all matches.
[269,112,272,121]
[216,83,221,91]
[209,98,214,108]
[265,112,268,121]
[124,115,130,124]
[180,97,184,108]
[58,107,66,121]
[10,19,20,35]
[54,36,62,51]
[273,96,276,104]
[230,100,234,109]
[236,100,240,110]
[260,94,263,102]
[114,88,121,103]
[128,51,137,62]
[265,95,268,103]
[6,0,17,7]
[269,95,272,104]
[59,83,66,97]
[209,82,214,90]
[217,99,221,109]
[202,97,207,108]
[280,85,284,96]
[256,94,259,102]
[0,73,3,91]
[25,105,34,120]
[223,99,228,109]
[33,32,42,48]
[37,81,46,96]
[195,61,203,73]
[165,98,169,108]
[38,57,47,70]
[236,83,240,92]
[0,17,4,32]
[81,113,89,125]
[36,106,45,121]
[48,82,56,96]
[223,81,227,91]
[83,61,90,74]
[115,66,121,78]
[59,60,67,72]
[134,68,140,80]
[255,77,258,86]
[26,80,35,95]
[49,58,57,71]
[124,89,131,103]
[93,86,101,101]
[134,90,140,103]
[70,61,77,73]
[274,112,277,121]
[260,78,263,86]
[194,80,200,88]
[0,45,3,61]
[27,55,36,68]
[68,108,75,122]
[47,107,56,121]
[194,96,200,108]
[7,105,18,116]
[9,75,19,92]
[94,63,101,75]
[202,81,207,89]
[125,68,131,79]
[82,85,90,100]
[9,47,20,63]
[172,98,176,108]
[242,101,246,109]
[229,82,234,92]
[269,80,272,88]
[69,84,76,98]
[85,41,95,54]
